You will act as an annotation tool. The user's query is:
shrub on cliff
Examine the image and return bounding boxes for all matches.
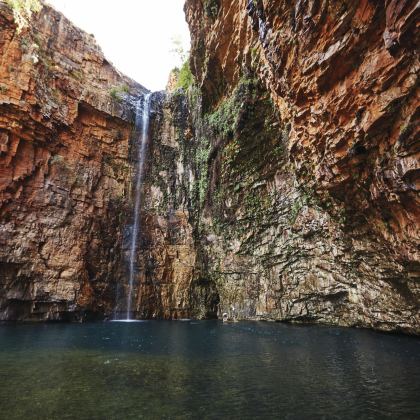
[5,0,42,32]
[109,84,130,102]
[176,59,194,91]
[169,36,193,91]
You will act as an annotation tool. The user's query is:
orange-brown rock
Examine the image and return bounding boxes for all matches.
[186,0,419,261]
[0,0,419,333]
[182,0,419,333]
[0,2,146,320]
[0,2,216,322]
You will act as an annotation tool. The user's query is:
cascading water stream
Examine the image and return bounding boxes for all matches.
[126,93,152,320]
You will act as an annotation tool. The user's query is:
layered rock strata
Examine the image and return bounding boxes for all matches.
[179,0,419,333]
[0,2,146,320]
[0,0,419,333]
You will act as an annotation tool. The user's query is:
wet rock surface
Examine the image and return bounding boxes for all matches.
[119,92,219,320]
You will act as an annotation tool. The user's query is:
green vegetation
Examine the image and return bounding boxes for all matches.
[49,154,74,175]
[109,84,130,102]
[207,93,240,138]
[170,36,194,91]
[250,45,260,67]
[203,0,219,20]
[103,154,130,180]
[289,194,309,224]
[192,75,285,241]
[5,0,42,32]
[175,59,194,91]
[205,75,281,185]
[19,34,31,50]
[399,122,413,142]
[206,76,259,138]
[50,154,63,164]
[196,139,211,206]
[70,69,83,81]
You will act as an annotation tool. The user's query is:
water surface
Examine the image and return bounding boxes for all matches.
[0,321,419,419]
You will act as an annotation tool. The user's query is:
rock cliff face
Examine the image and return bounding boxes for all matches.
[178,0,419,333]
[0,2,146,320]
[0,0,418,333]
[117,93,219,319]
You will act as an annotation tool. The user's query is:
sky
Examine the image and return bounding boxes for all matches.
[46,0,191,91]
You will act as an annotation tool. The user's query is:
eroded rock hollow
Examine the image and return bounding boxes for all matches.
[0,1,418,333]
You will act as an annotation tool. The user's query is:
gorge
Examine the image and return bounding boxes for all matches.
[0,0,419,335]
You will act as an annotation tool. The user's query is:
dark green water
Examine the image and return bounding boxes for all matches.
[0,321,419,419]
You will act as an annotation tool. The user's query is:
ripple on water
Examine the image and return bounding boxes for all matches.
[0,321,418,419]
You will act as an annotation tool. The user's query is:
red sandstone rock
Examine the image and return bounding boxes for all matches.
[184,0,419,333]
[0,0,418,333]
[0,2,146,320]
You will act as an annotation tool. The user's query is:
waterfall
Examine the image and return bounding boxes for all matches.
[126,93,152,320]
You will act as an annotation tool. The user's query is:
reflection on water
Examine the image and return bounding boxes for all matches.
[0,321,419,419]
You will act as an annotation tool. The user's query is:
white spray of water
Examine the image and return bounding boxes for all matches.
[126,93,152,320]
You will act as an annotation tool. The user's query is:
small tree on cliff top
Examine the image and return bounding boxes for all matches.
[170,36,194,91]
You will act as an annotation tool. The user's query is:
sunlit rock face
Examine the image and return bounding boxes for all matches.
[181,0,419,333]
[0,3,146,320]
